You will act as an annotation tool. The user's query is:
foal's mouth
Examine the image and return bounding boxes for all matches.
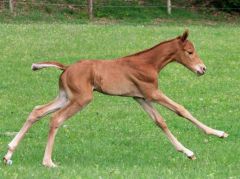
[196,70,205,76]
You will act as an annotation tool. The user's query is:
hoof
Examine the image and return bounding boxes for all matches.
[42,161,57,168]
[188,155,196,160]
[184,150,196,160]
[220,132,229,138]
[187,154,196,160]
[3,157,13,165]
[31,64,38,71]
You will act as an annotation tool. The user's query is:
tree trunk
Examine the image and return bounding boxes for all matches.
[167,0,171,15]
[88,0,93,20]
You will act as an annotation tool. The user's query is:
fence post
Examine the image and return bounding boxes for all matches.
[9,0,16,14]
[167,0,171,15]
[88,0,93,20]
[0,0,4,10]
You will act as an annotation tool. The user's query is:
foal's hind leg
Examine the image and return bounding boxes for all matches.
[42,93,92,167]
[3,91,67,164]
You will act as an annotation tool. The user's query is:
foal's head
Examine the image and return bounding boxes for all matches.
[174,30,206,76]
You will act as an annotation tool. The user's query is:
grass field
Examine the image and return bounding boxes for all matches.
[0,22,239,178]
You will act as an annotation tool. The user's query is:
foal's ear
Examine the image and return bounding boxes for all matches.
[180,29,189,42]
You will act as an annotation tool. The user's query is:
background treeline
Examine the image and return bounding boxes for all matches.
[194,0,240,12]
[0,0,239,22]
[1,0,240,12]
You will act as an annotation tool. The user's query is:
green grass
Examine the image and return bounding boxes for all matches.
[0,23,239,178]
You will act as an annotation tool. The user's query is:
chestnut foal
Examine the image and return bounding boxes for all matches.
[4,30,228,167]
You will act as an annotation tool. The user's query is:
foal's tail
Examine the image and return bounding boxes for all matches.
[31,61,67,71]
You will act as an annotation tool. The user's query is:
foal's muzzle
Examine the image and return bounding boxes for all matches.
[195,64,207,76]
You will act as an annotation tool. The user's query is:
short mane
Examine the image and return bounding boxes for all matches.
[124,37,177,58]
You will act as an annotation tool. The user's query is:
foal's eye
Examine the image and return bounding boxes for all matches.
[188,51,193,55]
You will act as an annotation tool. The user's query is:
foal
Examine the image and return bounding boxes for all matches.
[4,30,228,167]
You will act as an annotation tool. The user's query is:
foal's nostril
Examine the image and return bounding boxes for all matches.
[201,66,206,73]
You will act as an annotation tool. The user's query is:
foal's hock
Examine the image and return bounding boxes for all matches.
[4,30,228,168]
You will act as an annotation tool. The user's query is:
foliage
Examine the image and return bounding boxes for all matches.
[194,0,240,12]
[1,0,239,24]
[0,0,239,20]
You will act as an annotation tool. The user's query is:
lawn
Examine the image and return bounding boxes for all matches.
[0,22,239,178]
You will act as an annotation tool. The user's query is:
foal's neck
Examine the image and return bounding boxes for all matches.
[126,38,178,72]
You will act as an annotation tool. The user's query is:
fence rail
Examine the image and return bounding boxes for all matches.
[0,0,239,19]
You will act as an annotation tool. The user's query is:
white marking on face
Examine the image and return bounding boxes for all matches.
[194,64,206,75]
[195,64,202,73]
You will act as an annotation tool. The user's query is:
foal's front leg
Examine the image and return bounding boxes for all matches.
[152,91,228,138]
[134,98,196,159]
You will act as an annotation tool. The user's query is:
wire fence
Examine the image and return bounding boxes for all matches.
[0,0,239,20]
[0,0,240,9]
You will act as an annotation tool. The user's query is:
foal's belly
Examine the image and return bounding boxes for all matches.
[94,74,141,97]
[93,62,142,97]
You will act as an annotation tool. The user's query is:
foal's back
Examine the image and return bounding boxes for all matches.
[61,59,147,97]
